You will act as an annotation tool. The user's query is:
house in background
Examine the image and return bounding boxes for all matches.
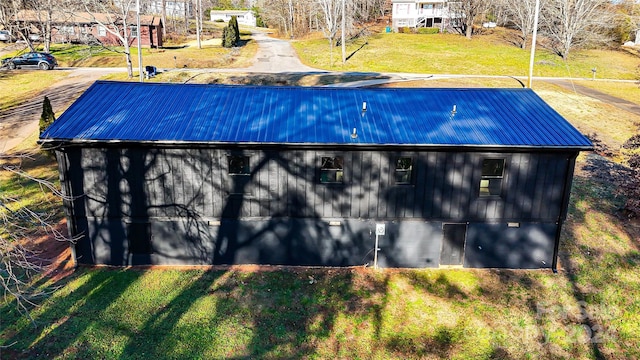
[391,0,453,30]
[40,82,592,270]
[13,10,163,48]
[210,10,257,27]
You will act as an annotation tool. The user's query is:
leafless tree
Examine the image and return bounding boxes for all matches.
[318,0,341,65]
[540,0,615,59]
[501,0,539,49]
[1,150,76,322]
[448,0,492,39]
[1,0,63,52]
[72,0,138,77]
[259,0,383,39]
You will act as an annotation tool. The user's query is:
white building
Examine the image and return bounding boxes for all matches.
[210,10,256,27]
[392,0,455,30]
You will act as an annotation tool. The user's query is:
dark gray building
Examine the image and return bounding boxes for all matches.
[40,81,593,269]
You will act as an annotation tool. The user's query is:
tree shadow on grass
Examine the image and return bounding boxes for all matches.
[1,268,145,359]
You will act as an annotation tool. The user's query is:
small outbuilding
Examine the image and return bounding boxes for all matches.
[40,81,592,269]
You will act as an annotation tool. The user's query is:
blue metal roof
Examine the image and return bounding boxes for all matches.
[40,81,593,149]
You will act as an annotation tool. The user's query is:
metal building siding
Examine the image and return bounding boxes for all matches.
[41,82,592,149]
[62,147,571,223]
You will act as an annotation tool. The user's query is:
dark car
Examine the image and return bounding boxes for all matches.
[2,52,58,70]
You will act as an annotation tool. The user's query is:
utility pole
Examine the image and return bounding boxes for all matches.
[341,0,346,64]
[195,0,202,49]
[527,0,540,88]
[137,0,143,82]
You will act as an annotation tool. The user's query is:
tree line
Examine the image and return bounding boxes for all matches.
[255,0,640,60]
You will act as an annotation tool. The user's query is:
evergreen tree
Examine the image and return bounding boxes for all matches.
[222,26,234,47]
[39,96,55,134]
[229,15,240,45]
[222,16,240,48]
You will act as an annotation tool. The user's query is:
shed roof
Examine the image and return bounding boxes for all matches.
[40,81,593,150]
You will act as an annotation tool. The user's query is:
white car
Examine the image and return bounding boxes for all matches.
[0,30,11,42]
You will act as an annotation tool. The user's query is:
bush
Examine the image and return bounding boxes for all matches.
[397,27,412,34]
[222,16,240,48]
[39,96,55,134]
[417,27,440,34]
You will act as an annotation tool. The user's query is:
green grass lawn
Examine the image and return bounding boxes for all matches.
[0,71,70,111]
[292,29,640,80]
[1,80,639,359]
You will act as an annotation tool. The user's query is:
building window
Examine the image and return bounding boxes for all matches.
[130,25,138,37]
[60,26,75,35]
[480,159,505,197]
[228,155,250,175]
[394,157,413,185]
[98,25,106,36]
[320,156,344,183]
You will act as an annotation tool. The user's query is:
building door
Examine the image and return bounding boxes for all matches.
[440,223,467,266]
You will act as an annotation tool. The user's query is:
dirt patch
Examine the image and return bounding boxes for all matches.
[19,220,74,282]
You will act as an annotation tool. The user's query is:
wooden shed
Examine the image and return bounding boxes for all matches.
[40,81,592,269]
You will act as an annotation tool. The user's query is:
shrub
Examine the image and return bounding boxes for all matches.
[39,96,55,134]
[222,16,240,48]
[397,27,412,34]
[417,27,440,34]
[230,16,240,44]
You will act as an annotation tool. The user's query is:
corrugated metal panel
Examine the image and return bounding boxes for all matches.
[40,81,593,149]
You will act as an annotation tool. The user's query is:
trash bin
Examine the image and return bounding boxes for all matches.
[386,26,391,33]
[145,65,157,78]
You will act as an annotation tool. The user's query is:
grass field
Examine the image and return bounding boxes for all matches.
[1,77,639,359]
[0,71,69,111]
[291,29,640,80]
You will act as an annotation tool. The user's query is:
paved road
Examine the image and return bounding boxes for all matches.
[544,79,640,117]
[244,31,318,73]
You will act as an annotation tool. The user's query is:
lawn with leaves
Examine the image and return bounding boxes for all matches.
[292,29,640,80]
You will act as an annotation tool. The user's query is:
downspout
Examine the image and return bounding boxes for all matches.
[552,152,578,273]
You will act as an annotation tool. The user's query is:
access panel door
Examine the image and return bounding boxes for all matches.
[440,223,467,266]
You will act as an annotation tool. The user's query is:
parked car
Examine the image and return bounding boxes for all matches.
[0,30,11,42]
[2,52,58,70]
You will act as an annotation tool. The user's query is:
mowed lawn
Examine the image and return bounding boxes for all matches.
[1,77,639,359]
[292,29,640,80]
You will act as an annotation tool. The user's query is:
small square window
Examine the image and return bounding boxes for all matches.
[98,25,106,36]
[480,159,505,197]
[394,157,413,184]
[130,25,138,37]
[320,156,344,183]
[228,155,250,175]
